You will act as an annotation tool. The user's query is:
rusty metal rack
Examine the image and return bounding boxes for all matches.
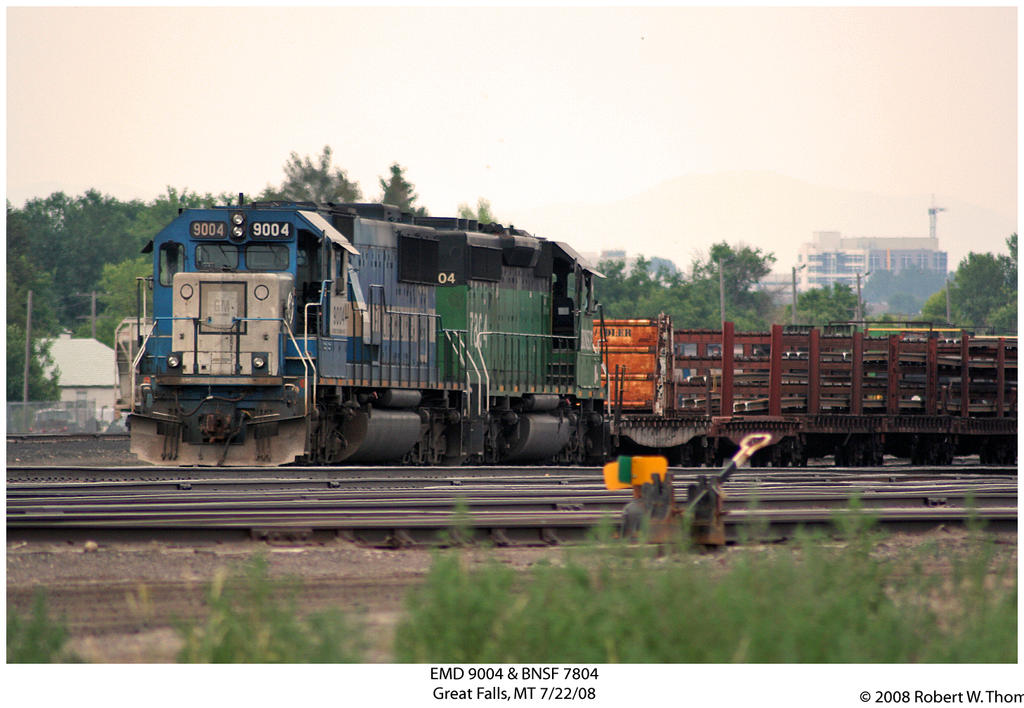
[595,318,1017,467]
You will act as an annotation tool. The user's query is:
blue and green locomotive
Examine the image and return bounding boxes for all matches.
[125,200,607,465]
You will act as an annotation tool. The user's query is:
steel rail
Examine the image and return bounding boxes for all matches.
[6,506,1017,551]
[6,463,1017,481]
[7,472,1016,498]
[8,478,1016,538]
[8,477,1014,498]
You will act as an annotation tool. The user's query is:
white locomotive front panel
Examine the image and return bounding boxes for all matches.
[170,272,293,377]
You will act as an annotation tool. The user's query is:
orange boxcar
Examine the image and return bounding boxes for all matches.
[594,315,673,413]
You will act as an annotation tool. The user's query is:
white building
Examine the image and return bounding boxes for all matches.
[795,231,947,291]
[43,334,117,419]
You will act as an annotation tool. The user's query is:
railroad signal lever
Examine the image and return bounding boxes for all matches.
[686,433,773,546]
[604,433,774,547]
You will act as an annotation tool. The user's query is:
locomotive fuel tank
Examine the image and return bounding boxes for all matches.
[337,408,423,462]
[504,413,572,462]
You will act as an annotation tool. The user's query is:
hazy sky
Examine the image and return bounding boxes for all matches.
[6,6,1017,263]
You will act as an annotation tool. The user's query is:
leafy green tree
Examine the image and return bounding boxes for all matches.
[595,243,776,330]
[261,145,361,203]
[128,186,235,247]
[6,204,59,335]
[920,234,1018,333]
[987,300,1017,334]
[457,198,495,224]
[16,190,147,330]
[378,163,427,215]
[951,253,1008,327]
[7,324,60,401]
[998,232,1017,292]
[784,284,857,326]
[72,256,153,346]
[691,243,777,329]
[884,292,925,317]
[862,266,946,312]
[9,187,230,339]
[920,289,950,325]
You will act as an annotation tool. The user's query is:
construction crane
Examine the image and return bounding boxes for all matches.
[928,194,946,241]
[929,195,951,322]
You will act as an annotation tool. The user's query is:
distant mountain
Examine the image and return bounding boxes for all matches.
[505,171,1015,273]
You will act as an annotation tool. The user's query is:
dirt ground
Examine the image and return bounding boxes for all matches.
[6,527,1016,663]
[8,437,139,468]
[6,536,563,662]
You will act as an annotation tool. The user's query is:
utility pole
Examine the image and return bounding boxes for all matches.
[23,290,32,403]
[74,291,98,339]
[855,271,871,322]
[945,276,952,323]
[930,196,951,324]
[791,264,806,325]
[718,259,725,325]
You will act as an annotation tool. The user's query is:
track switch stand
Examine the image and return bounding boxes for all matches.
[604,433,773,547]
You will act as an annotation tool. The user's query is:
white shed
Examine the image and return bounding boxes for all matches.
[43,334,117,418]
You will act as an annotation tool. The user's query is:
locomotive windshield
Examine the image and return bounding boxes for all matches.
[196,243,239,271]
[245,244,289,271]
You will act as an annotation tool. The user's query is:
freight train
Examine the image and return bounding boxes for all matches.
[118,200,606,465]
[599,315,1017,467]
[117,199,1017,467]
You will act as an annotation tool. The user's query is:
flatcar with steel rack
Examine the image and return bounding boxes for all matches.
[597,316,1017,467]
[120,199,607,466]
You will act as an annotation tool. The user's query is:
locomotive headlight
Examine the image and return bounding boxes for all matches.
[180,283,194,300]
[253,355,266,369]
[167,355,181,369]
[229,211,246,241]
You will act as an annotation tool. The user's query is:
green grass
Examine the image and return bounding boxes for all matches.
[176,555,364,663]
[10,506,1014,664]
[7,591,77,663]
[393,519,1017,663]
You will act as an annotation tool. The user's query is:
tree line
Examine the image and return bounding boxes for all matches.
[6,144,1018,399]
[595,233,1016,335]
[6,146,493,399]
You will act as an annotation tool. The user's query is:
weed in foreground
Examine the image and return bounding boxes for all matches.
[176,554,363,663]
[7,591,78,663]
[393,506,1016,663]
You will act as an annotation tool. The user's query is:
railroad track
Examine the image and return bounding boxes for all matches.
[7,463,1017,485]
[8,471,1016,546]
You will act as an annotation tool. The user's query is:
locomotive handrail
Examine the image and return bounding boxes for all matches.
[302,280,331,406]
[130,319,160,409]
[129,315,191,401]
[115,317,153,409]
[281,317,312,417]
[139,312,315,417]
[474,330,579,415]
[232,315,314,417]
[440,328,480,415]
